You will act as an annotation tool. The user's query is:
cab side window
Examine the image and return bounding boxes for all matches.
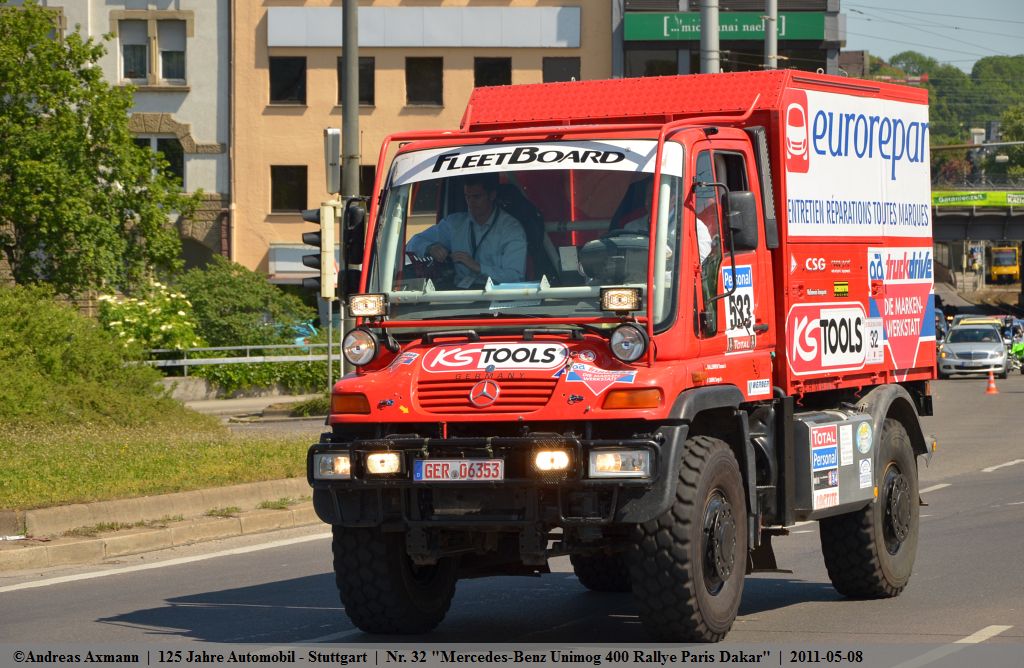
[695,152,722,317]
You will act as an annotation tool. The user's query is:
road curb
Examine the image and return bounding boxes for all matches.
[0,478,321,573]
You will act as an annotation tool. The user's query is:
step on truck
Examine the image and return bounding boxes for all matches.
[308,70,937,642]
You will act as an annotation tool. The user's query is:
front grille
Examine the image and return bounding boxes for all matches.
[416,377,557,414]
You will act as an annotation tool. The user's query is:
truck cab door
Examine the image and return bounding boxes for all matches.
[691,140,774,396]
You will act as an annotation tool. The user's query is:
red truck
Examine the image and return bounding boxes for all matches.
[308,70,936,642]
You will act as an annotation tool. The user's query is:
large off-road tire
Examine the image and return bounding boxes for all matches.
[332,526,457,634]
[627,436,747,642]
[819,418,919,598]
[570,552,631,592]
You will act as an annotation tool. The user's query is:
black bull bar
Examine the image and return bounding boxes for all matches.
[307,427,689,528]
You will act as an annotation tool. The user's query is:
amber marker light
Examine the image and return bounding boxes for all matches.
[332,393,371,414]
[602,388,662,410]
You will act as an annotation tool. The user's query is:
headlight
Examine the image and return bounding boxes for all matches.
[610,324,648,362]
[365,452,402,475]
[314,453,351,479]
[348,293,388,317]
[588,450,651,478]
[342,328,378,366]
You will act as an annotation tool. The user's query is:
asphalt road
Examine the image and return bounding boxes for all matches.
[1,374,1022,649]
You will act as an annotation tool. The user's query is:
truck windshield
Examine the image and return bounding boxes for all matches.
[367,140,684,328]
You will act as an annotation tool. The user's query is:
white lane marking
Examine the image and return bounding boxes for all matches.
[298,628,364,643]
[920,483,951,494]
[1008,501,1024,506]
[791,530,813,534]
[889,625,1013,668]
[982,459,1024,473]
[0,532,332,594]
[954,625,1013,644]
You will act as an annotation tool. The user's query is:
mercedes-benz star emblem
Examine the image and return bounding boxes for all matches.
[469,380,500,408]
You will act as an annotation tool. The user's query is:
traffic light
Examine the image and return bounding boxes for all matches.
[301,205,336,300]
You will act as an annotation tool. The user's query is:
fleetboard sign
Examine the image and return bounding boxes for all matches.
[783,89,931,238]
[867,247,935,371]
[389,140,684,187]
[421,343,567,374]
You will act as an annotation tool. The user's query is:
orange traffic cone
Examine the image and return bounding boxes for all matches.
[986,371,999,395]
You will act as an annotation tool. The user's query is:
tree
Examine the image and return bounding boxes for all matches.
[0,1,199,296]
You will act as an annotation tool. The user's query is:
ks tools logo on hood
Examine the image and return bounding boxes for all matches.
[421,342,567,373]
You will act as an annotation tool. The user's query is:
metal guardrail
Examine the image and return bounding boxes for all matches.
[145,343,340,376]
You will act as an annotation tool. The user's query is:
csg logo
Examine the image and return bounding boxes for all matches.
[421,342,567,373]
[805,256,826,272]
[783,88,810,174]
[786,303,867,376]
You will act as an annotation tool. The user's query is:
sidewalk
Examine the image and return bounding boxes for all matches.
[184,394,324,417]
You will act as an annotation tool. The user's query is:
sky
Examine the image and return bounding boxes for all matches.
[842,0,1024,73]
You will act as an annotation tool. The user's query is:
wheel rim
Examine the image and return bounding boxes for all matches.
[882,463,912,555]
[702,489,737,595]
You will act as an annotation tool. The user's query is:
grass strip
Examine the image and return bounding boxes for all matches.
[0,422,310,511]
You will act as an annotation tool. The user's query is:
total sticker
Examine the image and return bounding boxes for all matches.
[859,458,873,489]
[856,422,873,454]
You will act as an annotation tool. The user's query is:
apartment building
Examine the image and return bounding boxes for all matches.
[232,1,610,284]
[29,0,232,268]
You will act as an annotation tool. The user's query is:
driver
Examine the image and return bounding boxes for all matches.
[406,173,527,287]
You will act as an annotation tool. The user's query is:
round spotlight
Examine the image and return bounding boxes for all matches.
[342,328,378,367]
[610,324,648,363]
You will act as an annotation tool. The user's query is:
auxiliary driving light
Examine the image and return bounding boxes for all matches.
[342,328,379,366]
[589,450,652,479]
[534,450,571,472]
[365,451,402,475]
[348,293,388,318]
[601,287,642,313]
[610,323,648,362]
[314,453,352,479]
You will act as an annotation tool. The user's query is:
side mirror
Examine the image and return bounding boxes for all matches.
[725,191,758,251]
[343,198,367,259]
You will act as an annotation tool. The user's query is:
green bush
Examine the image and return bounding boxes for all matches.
[0,285,213,428]
[174,256,315,347]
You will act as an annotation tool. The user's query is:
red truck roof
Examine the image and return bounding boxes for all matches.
[462,70,927,132]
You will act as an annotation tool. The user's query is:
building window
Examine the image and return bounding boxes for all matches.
[116,14,192,85]
[406,57,443,106]
[270,57,306,104]
[625,50,677,78]
[119,20,148,80]
[271,166,307,212]
[158,20,186,81]
[543,57,581,83]
[336,57,375,106]
[134,136,185,186]
[474,57,511,88]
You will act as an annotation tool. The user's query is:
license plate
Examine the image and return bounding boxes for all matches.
[413,459,504,482]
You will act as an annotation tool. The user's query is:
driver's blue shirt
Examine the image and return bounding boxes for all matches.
[407,207,527,285]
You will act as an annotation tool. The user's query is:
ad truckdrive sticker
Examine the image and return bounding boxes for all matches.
[782,89,931,239]
[867,247,935,374]
[560,362,638,395]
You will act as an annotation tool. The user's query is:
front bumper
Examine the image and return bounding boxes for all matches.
[938,358,1007,375]
[307,426,688,529]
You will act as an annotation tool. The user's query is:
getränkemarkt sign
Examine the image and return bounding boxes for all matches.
[625,12,826,41]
